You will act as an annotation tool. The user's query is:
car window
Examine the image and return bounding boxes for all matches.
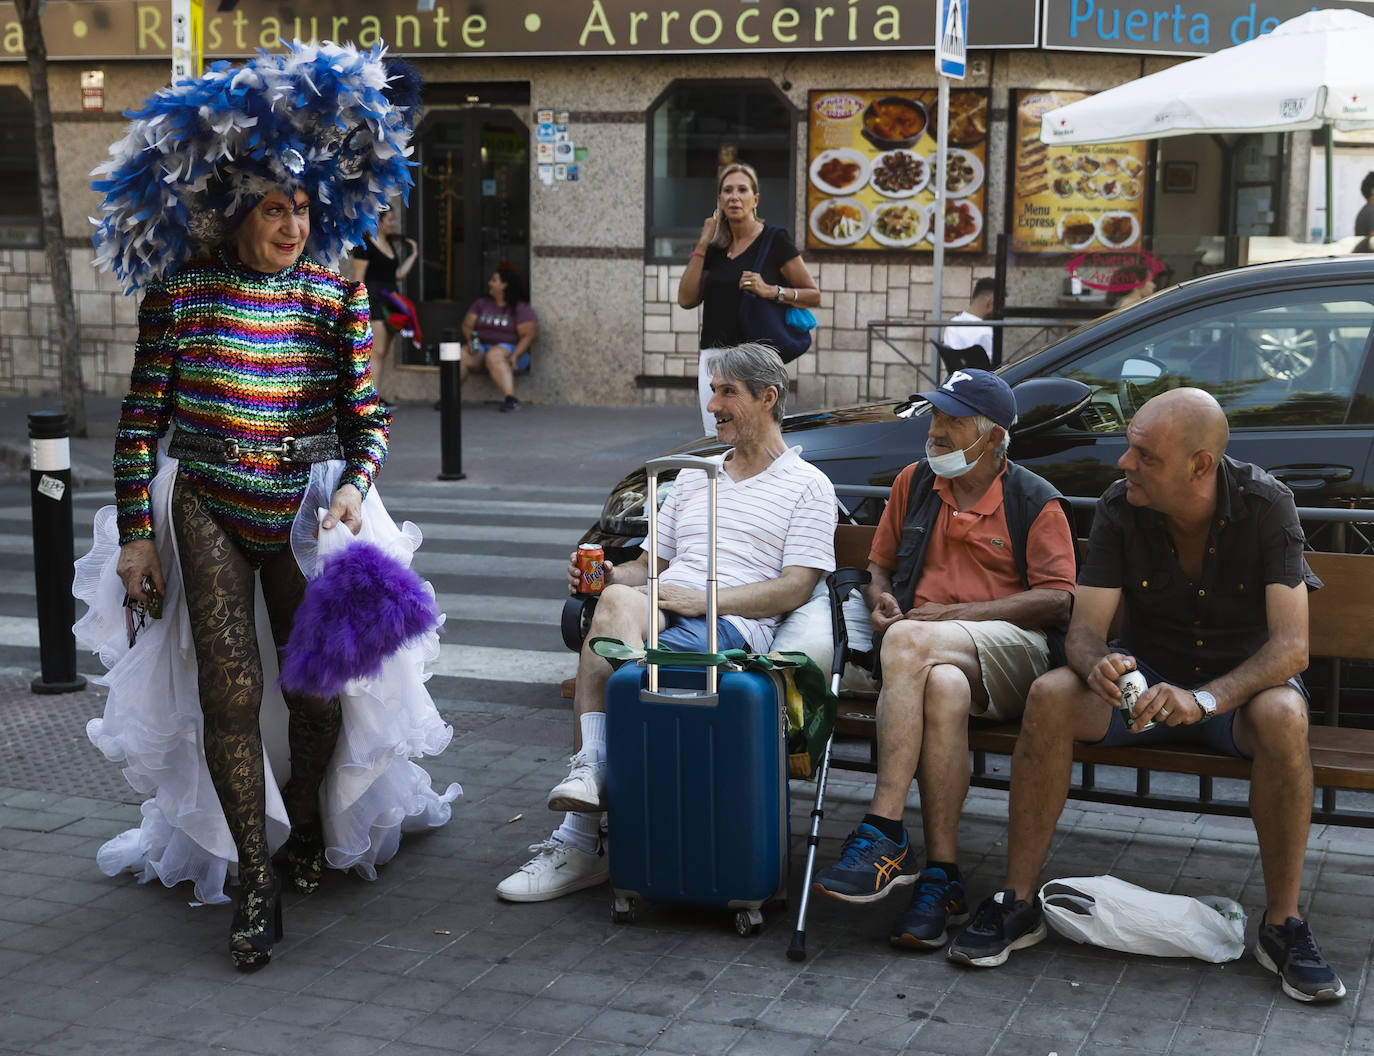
[1054,287,1374,431]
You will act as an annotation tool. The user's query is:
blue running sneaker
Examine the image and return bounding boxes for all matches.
[889,867,970,949]
[811,823,914,904]
[1255,916,1346,1003]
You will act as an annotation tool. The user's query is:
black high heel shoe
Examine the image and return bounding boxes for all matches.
[276,821,324,895]
[230,872,282,971]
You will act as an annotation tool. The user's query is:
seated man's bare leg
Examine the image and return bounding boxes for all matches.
[1005,667,1112,899]
[570,584,659,742]
[949,666,1111,967]
[872,622,983,850]
[1233,685,1311,924]
[812,622,980,928]
[497,584,659,903]
[1225,687,1342,1003]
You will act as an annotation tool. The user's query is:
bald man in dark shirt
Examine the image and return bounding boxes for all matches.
[947,389,1345,1005]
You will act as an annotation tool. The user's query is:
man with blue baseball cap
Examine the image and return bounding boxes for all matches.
[812,369,1079,952]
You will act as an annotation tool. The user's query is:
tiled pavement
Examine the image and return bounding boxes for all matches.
[2,677,1372,1056]
[1,394,1371,1054]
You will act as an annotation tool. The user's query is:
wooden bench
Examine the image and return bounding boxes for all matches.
[828,523,1374,827]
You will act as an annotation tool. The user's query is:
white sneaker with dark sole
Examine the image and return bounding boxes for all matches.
[495,838,608,902]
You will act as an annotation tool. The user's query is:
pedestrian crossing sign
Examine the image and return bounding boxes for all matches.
[937,0,968,79]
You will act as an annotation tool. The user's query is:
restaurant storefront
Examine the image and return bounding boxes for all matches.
[0,0,1349,408]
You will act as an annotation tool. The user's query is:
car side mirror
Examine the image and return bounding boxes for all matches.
[1010,377,1093,439]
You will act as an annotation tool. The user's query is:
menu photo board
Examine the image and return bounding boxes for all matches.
[806,88,990,254]
[1011,90,1149,256]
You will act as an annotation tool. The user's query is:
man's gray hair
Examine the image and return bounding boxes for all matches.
[974,413,1014,460]
[706,343,788,423]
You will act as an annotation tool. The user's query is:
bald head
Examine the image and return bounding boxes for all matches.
[1134,387,1229,461]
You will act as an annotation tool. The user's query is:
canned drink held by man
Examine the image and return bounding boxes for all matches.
[576,543,605,595]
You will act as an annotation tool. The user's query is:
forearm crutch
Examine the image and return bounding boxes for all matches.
[787,566,870,962]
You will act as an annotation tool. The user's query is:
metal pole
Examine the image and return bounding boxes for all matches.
[931,75,950,367]
[28,411,86,694]
[1324,122,1335,244]
[437,330,466,480]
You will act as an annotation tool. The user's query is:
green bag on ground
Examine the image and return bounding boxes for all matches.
[588,638,837,779]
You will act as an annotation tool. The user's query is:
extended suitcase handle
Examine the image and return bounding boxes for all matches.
[645,454,720,478]
[645,455,718,698]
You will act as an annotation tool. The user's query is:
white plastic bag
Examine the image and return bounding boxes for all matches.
[1039,875,1246,963]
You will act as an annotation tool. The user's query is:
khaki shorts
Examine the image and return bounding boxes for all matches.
[945,619,1050,721]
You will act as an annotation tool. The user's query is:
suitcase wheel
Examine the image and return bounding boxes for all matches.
[560,595,599,651]
[611,894,639,924]
[733,908,763,937]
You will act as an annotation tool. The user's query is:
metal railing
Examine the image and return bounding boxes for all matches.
[863,316,1088,400]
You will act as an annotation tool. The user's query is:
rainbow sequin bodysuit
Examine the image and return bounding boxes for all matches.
[114,250,389,563]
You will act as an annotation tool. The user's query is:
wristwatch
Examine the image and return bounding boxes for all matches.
[774,286,786,303]
[1193,690,1218,721]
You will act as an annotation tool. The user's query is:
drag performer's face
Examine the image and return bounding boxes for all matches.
[235,189,311,273]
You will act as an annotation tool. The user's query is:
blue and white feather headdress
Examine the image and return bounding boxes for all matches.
[91,40,422,294]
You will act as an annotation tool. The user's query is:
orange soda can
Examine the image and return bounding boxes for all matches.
[577,543,606,594]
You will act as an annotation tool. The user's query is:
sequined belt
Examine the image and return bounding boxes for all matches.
[167,430,343,464]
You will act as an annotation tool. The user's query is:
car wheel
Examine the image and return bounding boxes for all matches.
[1251,327,1318,381]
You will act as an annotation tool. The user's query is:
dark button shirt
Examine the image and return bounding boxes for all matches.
[1078,455,1321,686]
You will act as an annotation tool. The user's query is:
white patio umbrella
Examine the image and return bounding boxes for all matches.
[1038,8,1374,240]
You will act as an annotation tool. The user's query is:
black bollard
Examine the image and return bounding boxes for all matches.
[437,328,466,480]
[28,411,87,694]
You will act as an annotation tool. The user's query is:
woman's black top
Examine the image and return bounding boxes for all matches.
[352,238,401,319]
[699,226,800,350]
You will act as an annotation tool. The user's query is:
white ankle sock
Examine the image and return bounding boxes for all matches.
[579,711,607,762]
[554,811,602,854]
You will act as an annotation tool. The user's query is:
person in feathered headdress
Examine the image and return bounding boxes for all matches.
[77,42,455,972]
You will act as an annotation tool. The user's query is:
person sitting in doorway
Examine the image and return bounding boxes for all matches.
[461,264,538,412]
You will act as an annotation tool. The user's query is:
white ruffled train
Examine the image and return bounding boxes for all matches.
[74,452,461,905]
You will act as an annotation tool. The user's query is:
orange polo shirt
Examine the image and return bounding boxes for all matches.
[869,461,1078,606]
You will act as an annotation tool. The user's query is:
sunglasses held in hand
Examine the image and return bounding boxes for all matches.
[123,577,163,647]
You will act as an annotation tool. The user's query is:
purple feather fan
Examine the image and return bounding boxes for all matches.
[279,542,440,699]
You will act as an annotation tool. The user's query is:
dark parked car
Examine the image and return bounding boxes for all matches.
[586,254,1374,562]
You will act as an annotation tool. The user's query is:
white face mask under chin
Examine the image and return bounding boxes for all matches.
[925,428,992,479]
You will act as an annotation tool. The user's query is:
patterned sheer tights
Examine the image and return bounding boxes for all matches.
[171,475,341,889]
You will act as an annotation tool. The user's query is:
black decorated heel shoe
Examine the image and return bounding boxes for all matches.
[229,872,282,971]
[276,821,325,895]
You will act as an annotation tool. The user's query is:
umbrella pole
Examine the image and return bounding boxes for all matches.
[1325,122,1335,244]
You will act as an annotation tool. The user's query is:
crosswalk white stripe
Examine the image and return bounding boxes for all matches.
[5,494,595,685]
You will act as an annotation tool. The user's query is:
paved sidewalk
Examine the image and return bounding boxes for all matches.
[0,394,709,491]
[1,394,1371,1054]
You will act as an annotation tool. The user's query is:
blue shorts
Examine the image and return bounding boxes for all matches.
[477,342,531,372]
[1090,651,1308,759]
[657,614,748,653]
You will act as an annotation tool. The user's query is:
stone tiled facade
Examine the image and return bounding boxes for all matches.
[0,247,136,399]
[642,260,984,408]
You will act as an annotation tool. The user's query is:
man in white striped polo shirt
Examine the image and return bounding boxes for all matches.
[497,343,837,902]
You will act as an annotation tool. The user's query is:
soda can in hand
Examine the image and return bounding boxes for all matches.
[1118,669,1154,731]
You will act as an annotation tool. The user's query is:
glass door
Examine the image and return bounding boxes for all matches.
[405,109,529,364]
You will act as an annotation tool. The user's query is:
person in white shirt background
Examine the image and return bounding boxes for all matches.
[942,277,996,366]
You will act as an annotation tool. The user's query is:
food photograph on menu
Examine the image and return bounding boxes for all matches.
[1010,89,1148,256]
[806,88,989,253]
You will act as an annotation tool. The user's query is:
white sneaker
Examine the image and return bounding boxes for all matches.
[547,750,606,812]
[495,838,608,902]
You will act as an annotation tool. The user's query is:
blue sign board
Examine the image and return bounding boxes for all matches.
[937,0,969,78]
